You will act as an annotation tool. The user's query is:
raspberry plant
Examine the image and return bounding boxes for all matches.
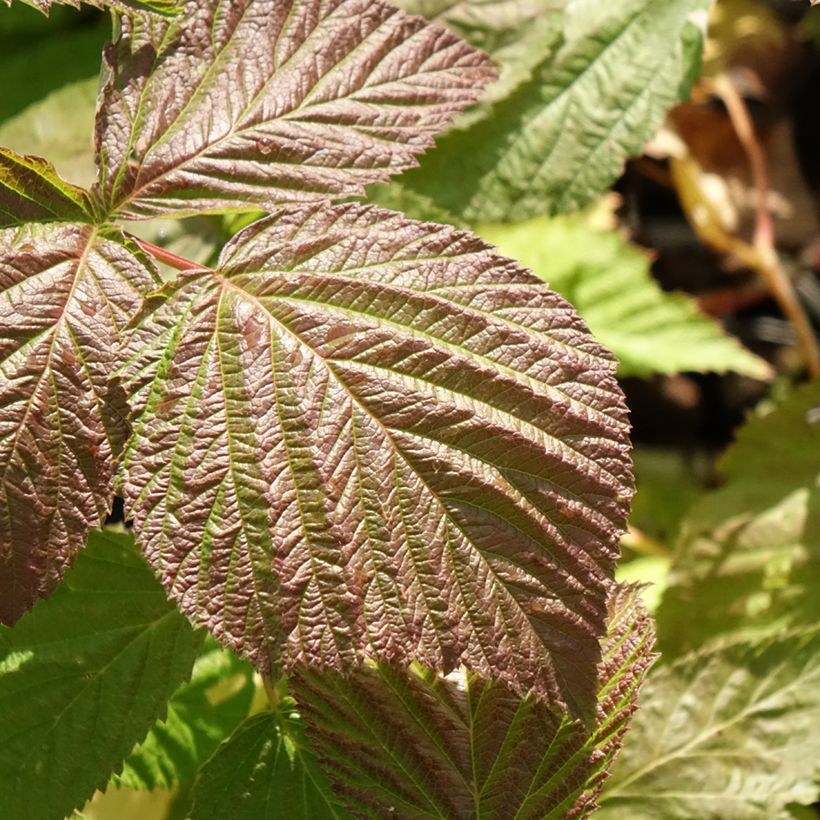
[1,1,818,819]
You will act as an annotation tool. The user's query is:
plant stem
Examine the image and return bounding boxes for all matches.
[133,237,208,272]
[712,73,820,379]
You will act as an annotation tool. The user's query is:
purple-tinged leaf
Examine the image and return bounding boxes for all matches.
[293,584,656,819]
[94,0,497,220]
[3,0,183,15]
[0,148,96,228]
[0,224,158,624]
[119,203,632,713]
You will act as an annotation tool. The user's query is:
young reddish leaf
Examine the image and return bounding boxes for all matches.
[0,148,96,228]
[120,203,633,714]
[0,224,158,624]
[4,0,184,15]
[292,584,656,819]
[94,0,497,219]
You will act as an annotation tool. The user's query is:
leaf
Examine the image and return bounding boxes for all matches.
[3,0,184,16]
[0,222,158,624]
[94,0,497,220]
[478,215,770,378]
[292,584,655,819]
[393,0,710,222]
[0,147,96,226]
[115,639,256,789]
[655,381,820,659]
[598,628,820,819]
[189,703,351,820]
[0,529,202,820]
[119,202,633,714]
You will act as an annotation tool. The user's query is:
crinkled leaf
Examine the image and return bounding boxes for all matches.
[656,381,820,659]
[293,584,655,819]
[189,703,351,820]
[598,628,820,818]
[94,0,496,220]
[0,529,202,820]
[479,216,770,378]
[0,223,158,624]
[119,202,633,714]
[0,147,96,227]
[4,0,184,16]
[393,0,710,221]
[115,639,256,789]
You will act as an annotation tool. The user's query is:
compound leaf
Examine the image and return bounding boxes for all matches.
[0,222,158,624]
[4,0,184,15]
[0,147,96,227]
[479,216,770,379]
[189,703,351,820]
[0,529,202,820]
[293,584,655,819]
[120,202,633,714]
[598,628,820,819]
[116,639,256,789]
[394,0,710,222]
[656,381,820,659]
[95,0,496,220]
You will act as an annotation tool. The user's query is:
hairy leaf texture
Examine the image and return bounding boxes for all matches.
[94,0,497,220]
[293,584,655,819]
[0,148,96,228]
[392,0,710,221]
[0,223,158,624]
[598,628,820,818]
[0,530,201,820]
[656,381,820,659]
[3,0,184,15]
[119,203,633,713]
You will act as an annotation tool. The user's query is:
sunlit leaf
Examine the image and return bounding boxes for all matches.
[0,529,202,820]
[392,0,710,221]
[598,628,820,818]
[294,584,655,819]
[0,223,158,623]
[0,147,96,226]
[3,0,184,16]
[656,381,820,659]
[119,202,633,714]
[95,0,496,219]
[478,215,770,378]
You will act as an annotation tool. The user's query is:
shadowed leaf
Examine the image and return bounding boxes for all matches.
[119,202,633,714]
[293,584,655,819]
[0,148,96,227]
[94,0,497,219]
[0,529,202,820]
[0,223,158,624]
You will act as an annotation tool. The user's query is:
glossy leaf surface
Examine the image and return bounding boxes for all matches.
[95,0,496,219]
[120,202,633,713]
[0,147,96,227]
[656,381,820,658]
[294,585,655,819]
[0,223,157,624]
[599,628,820,819]
[0,530,201,820]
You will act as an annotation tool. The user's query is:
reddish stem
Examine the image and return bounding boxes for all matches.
[134,237,208,272]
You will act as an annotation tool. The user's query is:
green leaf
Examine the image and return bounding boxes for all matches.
[115,640,256,789]
[0,223,158,623]
[119,202,633,714]
[189,704,351,820]
[598,628,820,818]
[3,0,184,16]
[0,529,202,820]
[478,215,770,378]
[94,0,496,219]
[656,381,820,659]
[293,584,655,819]
[393,0,710,222]
[0,147,96,226]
